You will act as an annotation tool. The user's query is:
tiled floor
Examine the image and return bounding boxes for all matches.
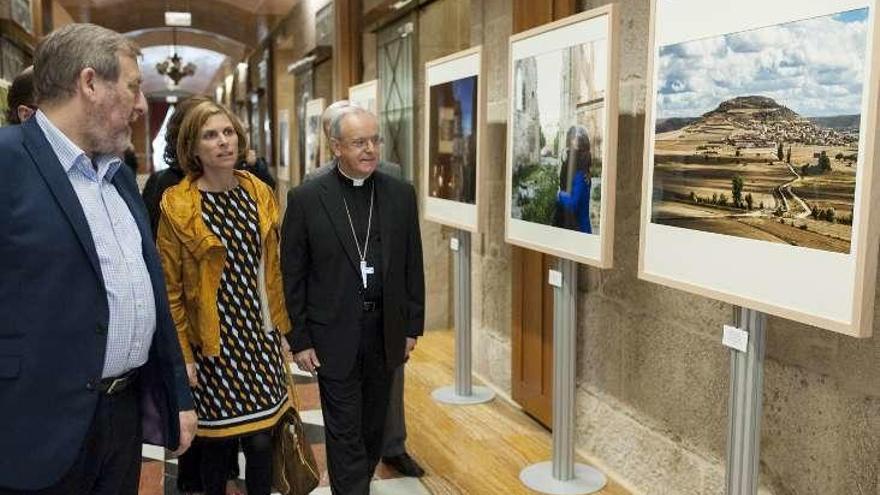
[138,365,430,494]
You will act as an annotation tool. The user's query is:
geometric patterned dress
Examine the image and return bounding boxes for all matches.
[192,185,290,438]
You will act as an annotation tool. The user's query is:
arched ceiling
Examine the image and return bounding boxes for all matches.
[54,0,301,97]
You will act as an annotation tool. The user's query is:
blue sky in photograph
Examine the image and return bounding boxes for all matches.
[834,8,868,23]
[452,76,477,136]
[657,8,868,118]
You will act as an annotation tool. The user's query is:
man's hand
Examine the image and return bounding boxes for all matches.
[185,363,198,388]
[281,337,293,361]
[405,337,417,361]
[294,348,321,374]
[172,410,197,457]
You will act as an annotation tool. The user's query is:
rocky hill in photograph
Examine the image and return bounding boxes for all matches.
[659,95,858,148]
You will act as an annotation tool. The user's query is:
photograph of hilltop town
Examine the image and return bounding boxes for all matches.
[651,8,868,254]
[511,36,607,235]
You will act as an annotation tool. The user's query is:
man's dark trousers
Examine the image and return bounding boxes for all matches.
[318,309,393,495]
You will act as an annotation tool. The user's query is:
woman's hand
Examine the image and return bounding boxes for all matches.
[186,363,199,388]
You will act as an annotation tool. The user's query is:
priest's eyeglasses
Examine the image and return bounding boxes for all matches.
[345,135,384,150]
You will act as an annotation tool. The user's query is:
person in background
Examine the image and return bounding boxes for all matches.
[0,22,195,494]
[240,148,276,190]
[6,65,36,124]
[157,100,293,495]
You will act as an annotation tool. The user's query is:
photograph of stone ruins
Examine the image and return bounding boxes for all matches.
[651,8,868,254]
[511,37,606,235]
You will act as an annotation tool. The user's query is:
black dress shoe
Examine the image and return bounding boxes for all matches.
[382,452,426,477]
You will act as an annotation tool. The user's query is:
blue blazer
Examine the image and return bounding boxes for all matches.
[0,118,193,490]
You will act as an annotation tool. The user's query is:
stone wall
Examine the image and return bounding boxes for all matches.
[469,0,515,394]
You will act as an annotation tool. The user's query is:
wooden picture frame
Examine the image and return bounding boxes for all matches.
[422,46,483,232]
[348,79,380,116]
[638,0,880,337]
[505,5,620,267]
[304,98,326,175]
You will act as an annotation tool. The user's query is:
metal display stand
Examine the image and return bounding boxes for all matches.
[432,230,495,405]
[724,307,767,495]
[520,259,606,494]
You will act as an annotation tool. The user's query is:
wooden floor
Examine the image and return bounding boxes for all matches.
[404,329,630,495]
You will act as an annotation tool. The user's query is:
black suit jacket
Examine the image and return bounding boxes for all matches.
[0,118,193,490]
[281,163,425,379]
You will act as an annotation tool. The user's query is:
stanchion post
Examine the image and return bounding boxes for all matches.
[432,229,495,405]
[519,259,606,494]
[724,306,766,495]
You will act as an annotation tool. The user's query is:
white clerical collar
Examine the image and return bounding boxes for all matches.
[337,165,372,187]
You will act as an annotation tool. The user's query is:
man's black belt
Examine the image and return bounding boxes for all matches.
[362,300,382,312]
[97,369,139,395]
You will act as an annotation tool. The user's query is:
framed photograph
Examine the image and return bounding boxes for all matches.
[505,5,620,267]
[639,0,880,337]
[278,109,291,182]
[423,47,483,232]
[349,79,380,115]
[304,98,326,175]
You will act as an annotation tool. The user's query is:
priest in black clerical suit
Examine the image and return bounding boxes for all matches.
[281,106,425,495]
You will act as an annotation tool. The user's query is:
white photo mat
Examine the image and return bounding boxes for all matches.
[639,0,880,336]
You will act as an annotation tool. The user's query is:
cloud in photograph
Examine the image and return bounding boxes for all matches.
[656,8,868,118]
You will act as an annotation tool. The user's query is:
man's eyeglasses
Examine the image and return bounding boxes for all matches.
[344,135,384,150]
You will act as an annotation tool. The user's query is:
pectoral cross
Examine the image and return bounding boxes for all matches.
[360,260,375,289]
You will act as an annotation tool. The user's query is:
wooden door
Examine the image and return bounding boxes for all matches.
[510,0,576,429]
[512,248,555,426]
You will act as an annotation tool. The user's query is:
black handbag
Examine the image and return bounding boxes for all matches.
[272,372,320,495]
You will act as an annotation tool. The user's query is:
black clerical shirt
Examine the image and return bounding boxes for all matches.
[336,167,384,303]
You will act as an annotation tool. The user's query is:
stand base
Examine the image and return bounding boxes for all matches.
[431,385,495,405]
[520,462,607,495]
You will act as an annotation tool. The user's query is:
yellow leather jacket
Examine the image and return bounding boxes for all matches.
[157,170,291,363]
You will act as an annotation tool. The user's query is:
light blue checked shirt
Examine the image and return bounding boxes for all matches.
[35,110,156,378]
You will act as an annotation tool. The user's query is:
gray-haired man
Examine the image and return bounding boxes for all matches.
[0,23,195,494]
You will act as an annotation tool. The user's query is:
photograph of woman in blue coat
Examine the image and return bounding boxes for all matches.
[555,125,593,233]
